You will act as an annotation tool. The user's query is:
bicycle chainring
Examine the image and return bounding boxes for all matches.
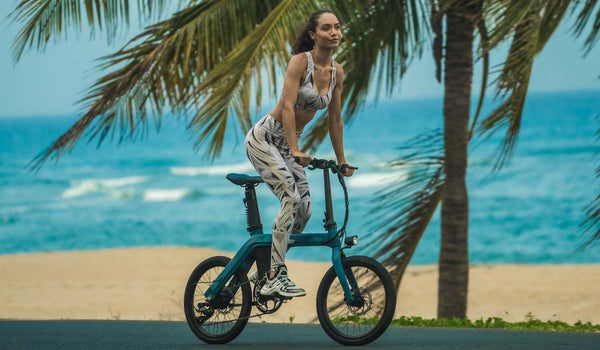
[253,278,287,314]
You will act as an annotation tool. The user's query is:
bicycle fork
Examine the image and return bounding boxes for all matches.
[332,246,359,303]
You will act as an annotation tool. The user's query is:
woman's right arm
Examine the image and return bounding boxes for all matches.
[280,54,311,166]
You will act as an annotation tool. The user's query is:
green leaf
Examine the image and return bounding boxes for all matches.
[9,0,171,62]
[29,0,281,168]
[572,0,600,55]
[476,1,546,173]
[186,0,321,158]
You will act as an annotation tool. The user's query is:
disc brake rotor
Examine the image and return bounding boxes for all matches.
[347,288,373,316]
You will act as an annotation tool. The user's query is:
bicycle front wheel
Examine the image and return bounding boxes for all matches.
[184,256,252,344]
[316,255,396,346]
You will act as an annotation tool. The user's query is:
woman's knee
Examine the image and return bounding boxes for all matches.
[298,200,311,221]
[282,190,302,208]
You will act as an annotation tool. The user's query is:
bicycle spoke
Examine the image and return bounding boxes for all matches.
[324,265,389,339]
[187,263,250,337]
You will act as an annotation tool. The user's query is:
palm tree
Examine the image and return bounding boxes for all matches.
[10,0,600,319]
[366,0,600,319]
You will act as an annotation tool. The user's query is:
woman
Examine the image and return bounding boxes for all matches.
[245,9,354,298]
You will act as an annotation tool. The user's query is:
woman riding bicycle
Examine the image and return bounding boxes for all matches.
[244,9,355,298]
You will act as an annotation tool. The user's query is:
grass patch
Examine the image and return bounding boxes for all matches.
[333,314,600,333]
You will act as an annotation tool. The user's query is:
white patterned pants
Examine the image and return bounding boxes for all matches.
[244,114,312,272]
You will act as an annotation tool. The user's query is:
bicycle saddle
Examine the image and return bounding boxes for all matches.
[226,173,264,186]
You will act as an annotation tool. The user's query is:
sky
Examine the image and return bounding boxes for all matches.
[0,0,599,118]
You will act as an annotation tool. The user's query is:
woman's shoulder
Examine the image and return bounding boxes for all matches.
[290,51,309,64]
[334,61,344,81]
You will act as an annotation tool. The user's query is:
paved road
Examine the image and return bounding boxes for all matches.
[1,320,599,349]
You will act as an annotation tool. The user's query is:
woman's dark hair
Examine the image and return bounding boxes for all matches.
[292,9,336,55]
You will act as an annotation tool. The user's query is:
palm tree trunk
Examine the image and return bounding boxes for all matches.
[438,1,478,319]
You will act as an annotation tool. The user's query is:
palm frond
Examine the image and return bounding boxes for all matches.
[9,0,171,62]
[301,0,428,153]
[470,15,490,141]
[338,0,427,115]
[572,0,600,55]
[30,0,281,168]
[476,1,545,173]
[579,114,600,250]
[536,0,571,52]
[431,1,443,83]
[185,0,323,158]
[482,0,538,51]
[358,129,445,289]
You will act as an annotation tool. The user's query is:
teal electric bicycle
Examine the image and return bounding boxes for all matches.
[184,158,396,346]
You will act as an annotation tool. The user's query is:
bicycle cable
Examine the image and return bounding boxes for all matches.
[329,161,352,240]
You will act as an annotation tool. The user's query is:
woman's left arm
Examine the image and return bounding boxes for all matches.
[328,63,354,177]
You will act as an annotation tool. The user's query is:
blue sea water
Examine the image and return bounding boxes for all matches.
[1,90,599,264]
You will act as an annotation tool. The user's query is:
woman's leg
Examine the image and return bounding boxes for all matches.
[245,121,301,272]
[282,156,311,234]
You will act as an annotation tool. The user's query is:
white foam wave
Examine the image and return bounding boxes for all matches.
[170,162,254,176]
[143,189,189,202]
[62,176,148,198]
[347,170,408,189]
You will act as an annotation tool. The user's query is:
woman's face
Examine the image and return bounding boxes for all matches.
[310,13,341,49]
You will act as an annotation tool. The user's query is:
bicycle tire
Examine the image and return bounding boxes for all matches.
[316,255,396,346]
[184,256,252,344]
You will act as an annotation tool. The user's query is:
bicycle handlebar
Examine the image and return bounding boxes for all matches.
[294,157,358,173]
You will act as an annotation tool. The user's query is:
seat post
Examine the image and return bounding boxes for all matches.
[243,184,263,234]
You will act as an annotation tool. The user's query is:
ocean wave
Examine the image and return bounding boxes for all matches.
[144,189,189,202]
[347,170,408,188]
[170,162,254,176]
[143,188,205,202]
[62,176,149,198]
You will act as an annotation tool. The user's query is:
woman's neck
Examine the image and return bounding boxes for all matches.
[311,47,333,67]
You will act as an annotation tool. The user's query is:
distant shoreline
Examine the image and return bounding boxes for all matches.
[1,88,599,119]
[1,246,598,324]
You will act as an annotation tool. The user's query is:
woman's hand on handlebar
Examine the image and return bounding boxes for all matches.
[292,150,312,167]
[339,162,355,177]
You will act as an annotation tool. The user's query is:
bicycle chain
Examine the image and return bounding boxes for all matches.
[195,278,290,326]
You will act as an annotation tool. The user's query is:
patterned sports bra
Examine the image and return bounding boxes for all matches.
[292,51,336,111]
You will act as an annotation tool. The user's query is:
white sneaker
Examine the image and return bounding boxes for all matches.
[259,265,306,298]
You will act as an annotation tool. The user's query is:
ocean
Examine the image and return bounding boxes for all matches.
[1,90,599,264]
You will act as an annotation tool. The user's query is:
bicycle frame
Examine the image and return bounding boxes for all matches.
[204,164,358,303]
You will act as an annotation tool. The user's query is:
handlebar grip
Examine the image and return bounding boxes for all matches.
[342,164,358,170]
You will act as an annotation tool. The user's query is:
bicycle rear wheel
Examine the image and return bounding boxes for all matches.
[316,255,396,346]
[184,256,252,344]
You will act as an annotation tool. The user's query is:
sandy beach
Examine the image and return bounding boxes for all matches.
[0,246,598,324]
